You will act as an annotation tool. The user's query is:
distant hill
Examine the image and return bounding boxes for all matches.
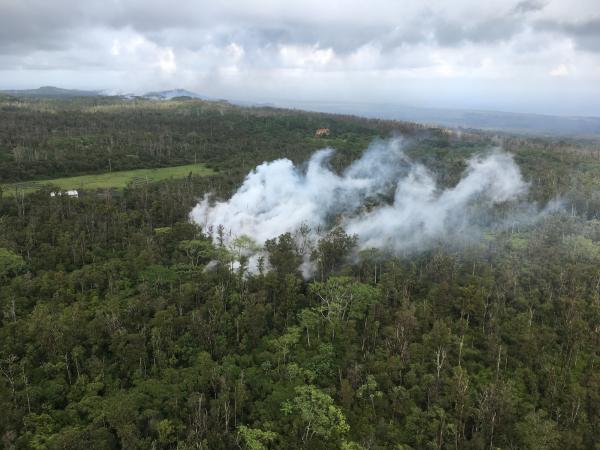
[0,86,211,101]
[142,89,210,100]
[0,86,101,98]
[3,86,600,137]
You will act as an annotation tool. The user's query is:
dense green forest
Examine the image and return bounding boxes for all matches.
[1,96,600,449]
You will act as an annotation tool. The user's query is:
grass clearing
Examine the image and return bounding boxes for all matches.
[2,163,214,196]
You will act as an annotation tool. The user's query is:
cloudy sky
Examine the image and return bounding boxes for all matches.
[2,0,600,115]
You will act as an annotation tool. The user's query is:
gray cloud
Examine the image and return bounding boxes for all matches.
[513,0,547,14]
[0,0,599,115]
[0,0,589,54]
[0,0,536,54]
[432,17,524,46]
[0,0,86,52]
[537,18,600,52]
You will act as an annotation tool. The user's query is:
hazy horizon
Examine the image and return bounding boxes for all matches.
[2,0,600,117]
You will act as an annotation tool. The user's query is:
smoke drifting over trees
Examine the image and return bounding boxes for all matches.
[191,138,552,271]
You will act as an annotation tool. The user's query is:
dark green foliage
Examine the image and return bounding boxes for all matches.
[1,97,600,449]
[265,233,301,278]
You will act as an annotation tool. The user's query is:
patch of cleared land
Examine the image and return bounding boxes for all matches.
[2,164,214,196]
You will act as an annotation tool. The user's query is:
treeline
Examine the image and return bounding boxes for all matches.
[3,96,599,217]
[0,96,425,183]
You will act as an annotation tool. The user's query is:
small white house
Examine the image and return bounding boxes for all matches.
[50,190,79,198]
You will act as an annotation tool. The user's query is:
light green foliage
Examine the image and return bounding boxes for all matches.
[563,234,600,260]
[308,276,379,339]
[155,419,177,446]
[23,413,57,449]
[281,385,349,443]
[341,440,367,450]
[0,247,26,279]
[297,308,321,346]
[140,265,178,287]
[509,235,529,250]
[231,235,260,273]
[231,235,260,257]
[516,410,560,450]
[178,239,215,267]
[3,163,213,195]
[238,425,277,450]
[356,375,383,404]
[270,325,301,366]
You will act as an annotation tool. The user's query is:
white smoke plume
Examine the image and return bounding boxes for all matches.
[190,138,411,245]
[344,151,529,251]
[190,138,544,270]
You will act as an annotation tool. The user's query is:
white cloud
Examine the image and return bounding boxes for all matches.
[158,48,176,74]
[549,63,569,76]
[0,0,599,114]
[110,39,121,56]
[279,45,335,68]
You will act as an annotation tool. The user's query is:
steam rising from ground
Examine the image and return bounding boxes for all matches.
[344,150,528,251]
[191,138,546,269]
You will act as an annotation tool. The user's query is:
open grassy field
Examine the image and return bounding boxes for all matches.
[1,163,214,196]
